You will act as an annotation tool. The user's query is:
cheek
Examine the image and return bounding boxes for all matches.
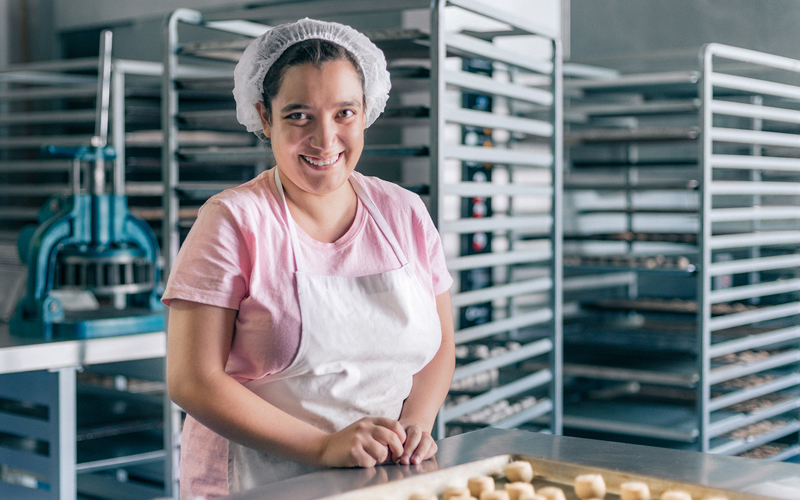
[273,127,305,150]
[345,124,365,147]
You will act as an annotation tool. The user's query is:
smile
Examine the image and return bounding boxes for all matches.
[301,152,342,166]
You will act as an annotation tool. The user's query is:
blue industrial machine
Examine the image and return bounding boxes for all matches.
[10,31,164,339]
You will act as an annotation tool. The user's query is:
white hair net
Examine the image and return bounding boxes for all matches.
[233,18,391,140]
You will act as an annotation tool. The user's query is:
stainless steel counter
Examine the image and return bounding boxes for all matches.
[223,428,800,500]
[0,323,166,374]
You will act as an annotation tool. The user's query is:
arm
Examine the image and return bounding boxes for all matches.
[166,298,405,468]
[397,290,456,464]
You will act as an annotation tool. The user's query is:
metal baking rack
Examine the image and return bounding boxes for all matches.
[429,0,562,439]
[0,56,167,227]
[562,44,800,459]
[162,0,562,444]
[0,58,99,245]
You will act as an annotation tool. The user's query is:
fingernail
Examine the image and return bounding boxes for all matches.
[412,455,420,464]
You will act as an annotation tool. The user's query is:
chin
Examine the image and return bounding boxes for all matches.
[300,168,353,194]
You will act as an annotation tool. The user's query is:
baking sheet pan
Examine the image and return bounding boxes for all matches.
[322,454,775,500]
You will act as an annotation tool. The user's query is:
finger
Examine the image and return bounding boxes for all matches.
[400,427,422,465]
[372,425,404,461]
[361,435,389,465]
[411,435,436,465]
[351,445,377,468]
[428,440,438,458]
[372,417,407,441]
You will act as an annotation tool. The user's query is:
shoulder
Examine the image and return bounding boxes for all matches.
[199,172,276,226]
[353,172,428,218]
[352,172,441,252]
[206,171,271,210]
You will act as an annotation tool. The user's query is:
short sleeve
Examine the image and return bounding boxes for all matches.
[162,201,252,310]
[418,202,453,296]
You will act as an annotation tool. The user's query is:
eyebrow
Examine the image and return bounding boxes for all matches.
[336,100,362,109]
[280,103,308,113]
[280,101,362,114]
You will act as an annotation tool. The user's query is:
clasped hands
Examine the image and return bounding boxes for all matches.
[318,417,437,468]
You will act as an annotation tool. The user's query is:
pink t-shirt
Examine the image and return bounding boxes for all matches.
[163,168,452,497]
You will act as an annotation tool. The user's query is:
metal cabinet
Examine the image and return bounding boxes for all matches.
[563,44,800,459]
[0,329,168,500]
[161,0,563,444]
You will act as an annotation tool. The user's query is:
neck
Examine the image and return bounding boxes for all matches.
[277,169,358,243]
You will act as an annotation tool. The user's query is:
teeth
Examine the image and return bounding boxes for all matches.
[302,153,340,166]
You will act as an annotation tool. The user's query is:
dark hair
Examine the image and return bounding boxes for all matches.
[260,39,365,144]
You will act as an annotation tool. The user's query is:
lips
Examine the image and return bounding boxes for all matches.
[300,152,342,167]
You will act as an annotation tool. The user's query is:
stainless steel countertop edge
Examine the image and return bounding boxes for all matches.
[0,324,167,374]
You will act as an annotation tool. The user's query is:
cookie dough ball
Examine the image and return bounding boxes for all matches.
[505,482,535,500]
[574,474,606,499]
[661,491,691,500]
[409,494,437,500]
[519,495,546,500]
[505,461,534,483]
[468,476,495,498]
[443,486,472,500]
[537,487,566,500]
[480,491,509,500]
[620,482,650,500]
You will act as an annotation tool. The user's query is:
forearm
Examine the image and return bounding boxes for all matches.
[170,365,329,466]
[167,299,328,467]
[399,291,455,431]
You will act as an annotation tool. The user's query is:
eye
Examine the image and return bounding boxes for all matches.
[338,109,356,118]
[284,112,309,120]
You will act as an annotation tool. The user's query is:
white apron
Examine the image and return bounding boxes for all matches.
[227,168,443,493]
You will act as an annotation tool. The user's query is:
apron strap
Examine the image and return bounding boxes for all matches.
[274,168,305,272]
[274,168,409,270]
[349,175,409,267]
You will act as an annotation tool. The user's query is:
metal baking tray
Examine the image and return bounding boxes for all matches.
[320,454,774,500]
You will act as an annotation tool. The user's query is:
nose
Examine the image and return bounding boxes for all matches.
[309,115,337,151]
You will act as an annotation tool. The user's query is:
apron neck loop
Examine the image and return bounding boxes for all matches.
[274,168,305,272]
[349,176,409,267]
[273,168,410,271]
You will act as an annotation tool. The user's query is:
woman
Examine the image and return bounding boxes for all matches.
[164,18,455,498]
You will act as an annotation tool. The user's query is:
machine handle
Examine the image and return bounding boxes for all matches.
[92,30,114,197]
[94,30,113,149]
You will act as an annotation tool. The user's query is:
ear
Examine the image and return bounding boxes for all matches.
[255,101,271,139]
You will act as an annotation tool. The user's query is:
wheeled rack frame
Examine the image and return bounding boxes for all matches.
[563,43,800,458]
[161,0,563,461]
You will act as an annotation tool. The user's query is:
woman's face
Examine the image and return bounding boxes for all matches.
[257,59,365,198]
